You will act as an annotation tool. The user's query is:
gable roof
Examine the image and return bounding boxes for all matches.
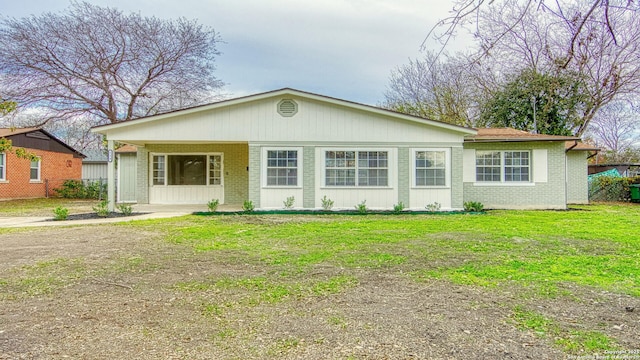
[92,88,477,136]
[0,127,41,137]
[0,127,85,158]
[465,128,578,142]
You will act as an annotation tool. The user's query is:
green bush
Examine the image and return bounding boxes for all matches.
[425,202,441,212]
[320,195,334,211]
[589,176,640,202]
[355,200,368,214]
[117,203,133,216]
[52,206,69,221]
[283,196,295,209]
[54,179,106,199]
[93,200,110,217]
[463,201,484,212]
[54,180,85,198]
[207,199,220,212]
[393,202,405,214]
[242,200,255,213]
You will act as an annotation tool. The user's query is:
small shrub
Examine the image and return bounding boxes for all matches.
[93,200,110,217]
[393,202,405,214]
[54,179,107,199]
[55,180,85,198]
[320,195,334,211]
[355,200,368,214]
[242,200,255,213]
[52,206,69,221]
[283,196,295,209]
[463,201,484,212]
[117,203,133,216]
[425,202,441,212]
[207,199,220,212]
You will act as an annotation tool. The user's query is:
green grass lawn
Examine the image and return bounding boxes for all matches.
[2,202,638,355]
[164,204,639,297]
[152,203,639,354]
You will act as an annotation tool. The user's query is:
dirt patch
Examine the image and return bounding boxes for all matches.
[0,224,637,359]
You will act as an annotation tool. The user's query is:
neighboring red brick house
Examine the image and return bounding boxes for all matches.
[0,128,85,199]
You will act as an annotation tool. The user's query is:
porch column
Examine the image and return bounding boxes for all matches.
[107,139,116,211]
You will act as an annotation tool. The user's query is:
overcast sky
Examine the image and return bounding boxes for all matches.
[2,0,471,105]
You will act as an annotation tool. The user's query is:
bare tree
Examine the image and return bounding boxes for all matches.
[419,0,640,136]
[587,101,640,162]
[0,1,224,127]
[425,0,637,62]
[383,51,487,127]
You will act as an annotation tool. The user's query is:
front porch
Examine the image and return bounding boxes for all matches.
[108,142,250,209]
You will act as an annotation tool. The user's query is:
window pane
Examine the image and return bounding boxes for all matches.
[209,155,222,185]
[30,160,40,180]
[416,151,446,186]
[357,151,388,187]
[267,150,297,186]
[504,151,530,182]
[153,155,165,185]
[0,154,5,180]
[168,155,206,185]
[475,151,501,182]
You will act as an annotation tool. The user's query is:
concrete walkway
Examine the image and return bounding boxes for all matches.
[0,204,239,228]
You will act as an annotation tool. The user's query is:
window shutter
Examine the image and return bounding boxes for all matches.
[532,149,548,183]
[463,149,476,182]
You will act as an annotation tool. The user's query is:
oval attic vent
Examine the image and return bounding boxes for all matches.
[277,99,298,117]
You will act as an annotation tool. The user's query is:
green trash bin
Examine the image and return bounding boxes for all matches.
[630,184,640,203]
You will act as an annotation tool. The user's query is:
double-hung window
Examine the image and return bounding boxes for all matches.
[325,150,388,187]
[30,158,41,182]
[476,151,530,183]
[0,153,5,181]
[266,150,298,186]
[152,154,222,186]
[415,150,446,186]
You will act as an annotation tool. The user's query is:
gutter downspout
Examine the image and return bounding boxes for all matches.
[565,140,578,153]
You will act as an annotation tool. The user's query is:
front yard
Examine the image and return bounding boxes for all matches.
[0,204,638,359]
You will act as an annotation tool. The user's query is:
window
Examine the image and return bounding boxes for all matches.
[266,150,298,186]
[152,154,222,186]
[504,151,530,182]
[30,158,40,181]
[209,155,222,185]
[325,150,388,187]
[153,155,165,185]
[476,151,501,182]
[415,150,446,186]
[476,151,530,182]
[0,153,5,181]
[358,151,388,186]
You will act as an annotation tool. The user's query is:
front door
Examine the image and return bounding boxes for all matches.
[118,153,137,202]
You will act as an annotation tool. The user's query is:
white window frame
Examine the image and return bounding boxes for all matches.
[475,150,531,184]
[262,147,303,188]
[29,157,41,182]
[150,153,224,187]
[323,149,391,188]
[0,153,6,181]
[412,148,450,188]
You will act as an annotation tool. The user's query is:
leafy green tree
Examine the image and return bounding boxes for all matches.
[478,69,591,136]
